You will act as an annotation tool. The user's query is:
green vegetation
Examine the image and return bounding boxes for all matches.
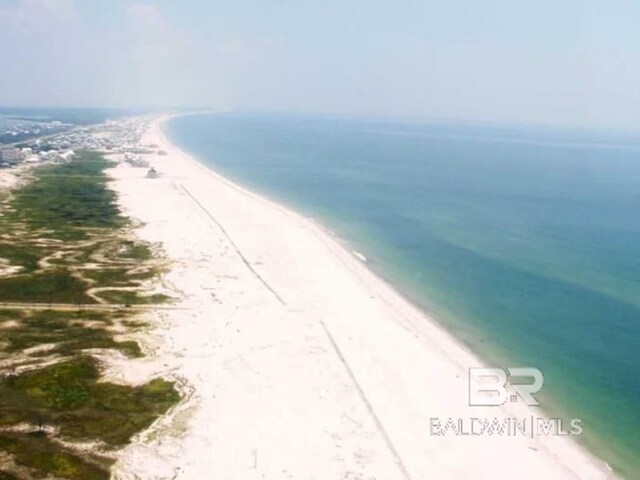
[0,354,176,479]
[0,271,92,304]
[0,435,108,480]
[0,244,40,274]
[1,357,179,445]
[4,153,124,238]
[0,470,20,480]
[0,151,168,304]
[0,309,142,358]
[0,152,180,479]
[97,290,170,306]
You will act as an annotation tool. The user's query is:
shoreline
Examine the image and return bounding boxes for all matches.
[110,114,615,479]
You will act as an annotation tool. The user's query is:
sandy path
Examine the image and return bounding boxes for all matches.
[108,115,614,480]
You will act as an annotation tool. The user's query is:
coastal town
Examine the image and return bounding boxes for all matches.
[0,118,68,145]
[0,116,163,171]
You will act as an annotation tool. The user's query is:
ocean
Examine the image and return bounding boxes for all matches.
[165,112,640,477]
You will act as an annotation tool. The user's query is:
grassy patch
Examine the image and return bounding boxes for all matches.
[82,268,135,286]
[0,271,92,304]
[4,153,124,239]
[0,151,169,305]
[0,434,111,480]
[1,357,179,446]
[0,470,20,480]
[97,290,170,306]
[0,151,180,479]
[0,243,42,274]
[0,310,142,359]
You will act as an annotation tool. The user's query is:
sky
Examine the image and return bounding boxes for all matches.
[0,0,639,129]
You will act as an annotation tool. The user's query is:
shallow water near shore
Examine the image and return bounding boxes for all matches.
[166,112,640,477]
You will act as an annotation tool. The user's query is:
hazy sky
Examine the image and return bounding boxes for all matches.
[1,0,639,129]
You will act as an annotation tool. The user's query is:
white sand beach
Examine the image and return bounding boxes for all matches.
[0,167,26,191]
[107,115,615,480]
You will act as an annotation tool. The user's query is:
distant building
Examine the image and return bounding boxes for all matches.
[60,150,74,162]
[40,150,60,162]
[0,148,22,164]
[36,149,72,163]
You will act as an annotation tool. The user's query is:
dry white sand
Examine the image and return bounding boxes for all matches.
[0,168,24,191]
[109,115,615,479]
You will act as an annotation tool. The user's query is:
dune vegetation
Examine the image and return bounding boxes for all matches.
[0,152,179,479]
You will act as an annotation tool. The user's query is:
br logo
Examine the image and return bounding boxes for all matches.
[468,367,544,406]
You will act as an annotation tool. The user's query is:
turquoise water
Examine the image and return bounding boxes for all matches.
[166,113,640,477]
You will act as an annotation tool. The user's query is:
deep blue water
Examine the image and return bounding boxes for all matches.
[166,113,640,477]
